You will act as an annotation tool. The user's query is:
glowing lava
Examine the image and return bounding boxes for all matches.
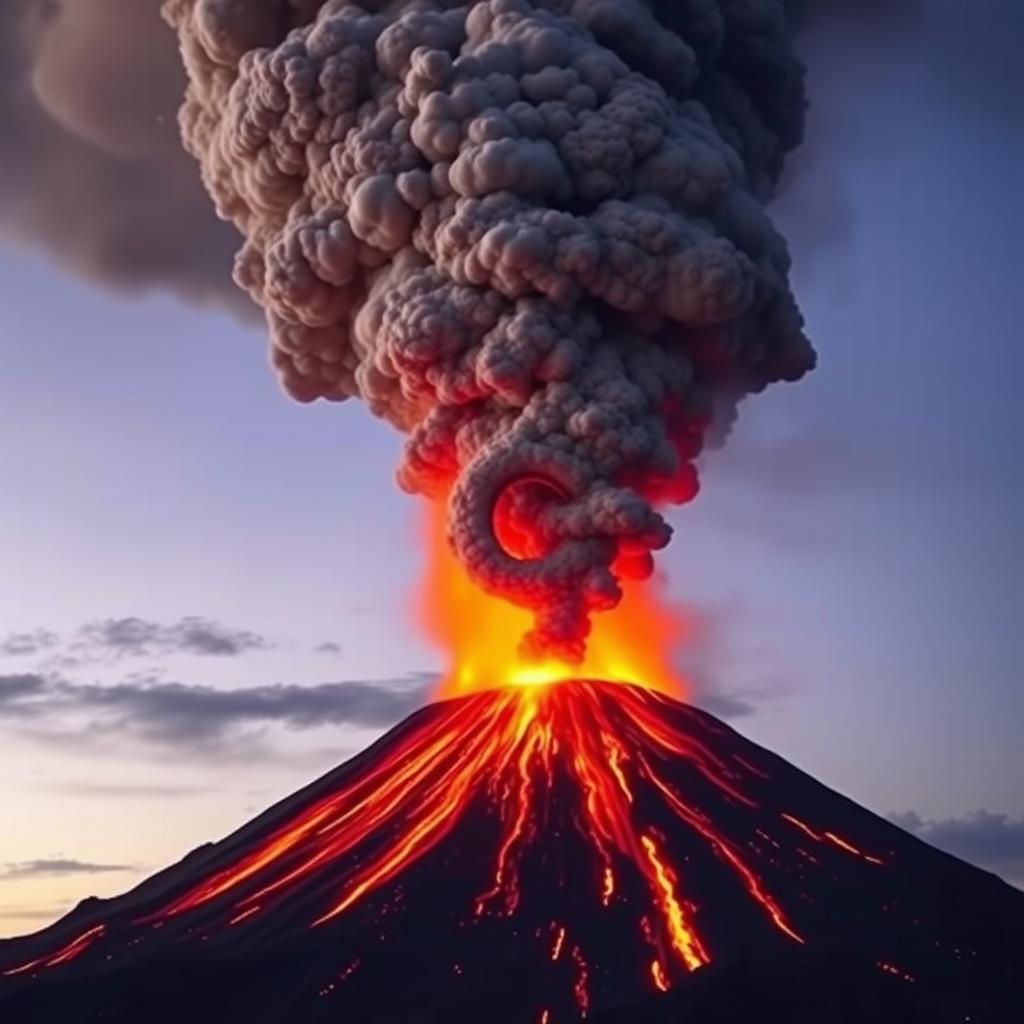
[4,679,893,1018]
[418,501,688,697]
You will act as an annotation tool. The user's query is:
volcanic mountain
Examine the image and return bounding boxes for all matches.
[1,680,1021,1023]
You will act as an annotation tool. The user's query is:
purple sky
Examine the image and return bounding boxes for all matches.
[1,2,1021,936]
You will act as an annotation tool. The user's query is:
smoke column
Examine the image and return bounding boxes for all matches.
[164,0,816,662]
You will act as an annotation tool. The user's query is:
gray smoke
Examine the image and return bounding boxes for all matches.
[0,1,917,307]
[0,0,244,309]
[162,0,816,662]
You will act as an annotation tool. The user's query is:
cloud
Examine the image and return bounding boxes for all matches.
[5,617,277,671]
[776,0,1021,280]
[0,0,245,310]
[0,859,135,880]
[314,642,343,656]
[0,674,49,721]
[891,810,1024,884]
[64,675,435,744]
[707,426,894,496]
[784,0,924,32]
[0,630,59,657]
[695,693,759,721]
[43,782,206,799]
[74,616,272,660]
[0,671,435,752]
[679,602,795,721]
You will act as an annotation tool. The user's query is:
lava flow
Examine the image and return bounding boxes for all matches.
[148,681,803,974]
[2,520,1022,1021]
[0,677,898,1014]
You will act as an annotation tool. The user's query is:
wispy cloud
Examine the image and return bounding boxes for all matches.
[5,617,277,673]
[0,630,59,658]
[709,427,893,496]
[890,810,1024,884]
[74,616,273,659]
[0,859,136,880]
[0,674,47,702]
[42,782,208,799]
[679,602,796,721]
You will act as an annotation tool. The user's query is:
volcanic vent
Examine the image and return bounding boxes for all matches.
[2,679,1022,1023]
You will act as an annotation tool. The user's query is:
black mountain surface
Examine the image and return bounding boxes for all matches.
[1,680,1020,1023]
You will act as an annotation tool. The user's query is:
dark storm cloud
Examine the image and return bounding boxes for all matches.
[0,0,245,310]
[0,671,434,751]
[891,810,1024,884]
[0,630,59,657]
[0,859,135,880]
[75,616,272,659]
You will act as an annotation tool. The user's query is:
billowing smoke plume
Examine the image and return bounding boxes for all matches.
[0,0,920,307]
[0,0,243,310]
[163,0,815,661]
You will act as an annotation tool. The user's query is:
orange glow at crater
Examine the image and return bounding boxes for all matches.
[417,501,689,699]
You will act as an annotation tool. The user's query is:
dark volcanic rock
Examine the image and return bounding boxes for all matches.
[1,681,1021,1023]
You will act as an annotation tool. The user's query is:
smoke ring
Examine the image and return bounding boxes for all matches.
[449,443,618,661]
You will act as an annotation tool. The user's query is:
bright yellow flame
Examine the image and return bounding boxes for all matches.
[416,500,690,698]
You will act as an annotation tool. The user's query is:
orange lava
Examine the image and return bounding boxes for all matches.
[2,925,106,977]
[417,501,688,698]
[3,680,893,1004]
[133,682,807,987]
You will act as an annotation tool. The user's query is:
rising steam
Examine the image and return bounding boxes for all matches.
[164,0,816,661]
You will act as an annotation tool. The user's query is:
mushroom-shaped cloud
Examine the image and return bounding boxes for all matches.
[163,0,816,663]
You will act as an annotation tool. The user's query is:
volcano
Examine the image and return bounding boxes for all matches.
[1,680,1021,1023]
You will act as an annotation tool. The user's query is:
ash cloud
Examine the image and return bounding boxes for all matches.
[0,0,927,313]
[163,0,821,661]
[891,811,1024,886]
[0,0,244,310]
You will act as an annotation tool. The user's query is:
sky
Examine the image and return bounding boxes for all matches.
[1,1,1022,937]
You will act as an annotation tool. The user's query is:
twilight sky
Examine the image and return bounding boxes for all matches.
[1,1,1022,937]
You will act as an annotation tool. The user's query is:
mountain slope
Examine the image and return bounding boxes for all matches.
[1,680,1021,1023]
